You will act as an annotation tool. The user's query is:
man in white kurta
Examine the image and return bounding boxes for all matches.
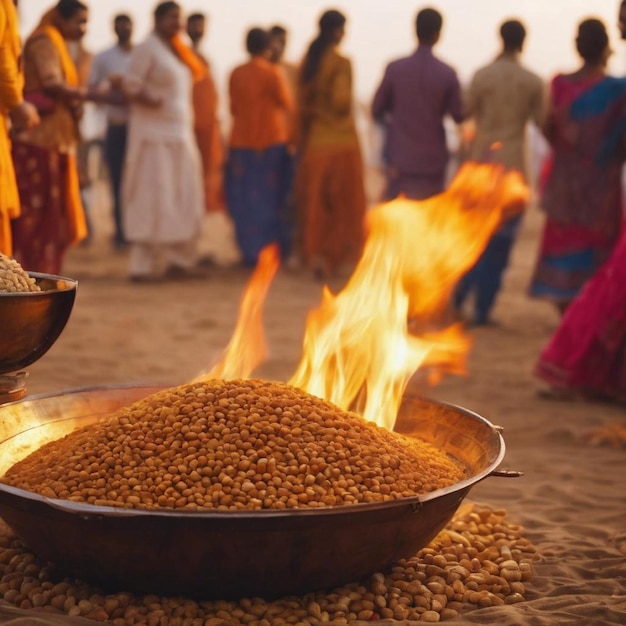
[122,31,204,281]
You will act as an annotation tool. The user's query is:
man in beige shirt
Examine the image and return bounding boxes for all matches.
[453,19,545,326]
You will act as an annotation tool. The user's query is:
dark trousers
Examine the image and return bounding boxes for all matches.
[383,171,446,201]
[104,124,128,245]
[454,216,521,324]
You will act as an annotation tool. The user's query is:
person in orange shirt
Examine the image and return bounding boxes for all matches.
[0,0,40,257]
[226,27,293,266]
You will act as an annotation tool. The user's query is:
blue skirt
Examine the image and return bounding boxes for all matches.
[225,144,294,266]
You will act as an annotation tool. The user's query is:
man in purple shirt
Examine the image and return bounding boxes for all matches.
[372,7,464,200]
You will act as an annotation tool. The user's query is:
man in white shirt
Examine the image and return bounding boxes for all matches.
[89,13,133,250]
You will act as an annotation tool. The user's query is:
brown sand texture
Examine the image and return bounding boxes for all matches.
[3,181,626,626]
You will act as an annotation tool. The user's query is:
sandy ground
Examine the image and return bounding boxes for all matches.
[5,175,626,625]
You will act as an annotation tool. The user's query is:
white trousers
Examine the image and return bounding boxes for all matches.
[129,239,198,277]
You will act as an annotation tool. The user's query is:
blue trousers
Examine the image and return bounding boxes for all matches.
[104,124,128,245]
[226,144,294,266]
[454,216,521,324]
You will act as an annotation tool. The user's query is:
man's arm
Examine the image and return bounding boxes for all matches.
[446,71,465,125]
[122,44,161,108]
[529,76,548,129]
[88,51,105,89]
[463,72,480,120]
[371,65,393,122]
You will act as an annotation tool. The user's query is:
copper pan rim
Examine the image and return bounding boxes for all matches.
[0,384,506,517]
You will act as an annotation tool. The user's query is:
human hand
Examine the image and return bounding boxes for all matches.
[70,101,84,121]
[138,91,163,108]
[9,101,40,131]
[108,74,124,88]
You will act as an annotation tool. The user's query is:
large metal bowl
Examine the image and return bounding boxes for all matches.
[0,386,506,599]
[0,273,77,375]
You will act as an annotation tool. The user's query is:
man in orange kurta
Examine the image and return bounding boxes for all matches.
[0,0,39,255]
[186,12,224,213]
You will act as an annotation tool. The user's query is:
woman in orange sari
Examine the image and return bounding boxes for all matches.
[10,0,89,274]
[295,9,366,279]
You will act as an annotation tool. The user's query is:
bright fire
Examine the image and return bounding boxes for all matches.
[201,163,528,430]
[195,245,280,381]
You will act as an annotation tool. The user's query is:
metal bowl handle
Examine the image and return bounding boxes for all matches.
[489,469,524,478]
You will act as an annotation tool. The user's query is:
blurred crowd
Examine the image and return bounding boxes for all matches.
[2,0,626,404]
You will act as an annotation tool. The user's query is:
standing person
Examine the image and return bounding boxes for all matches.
[453,19,545,326]
[529,18,625,314]
[187,12,239,268]
[10,0,89,274]
[0,0,40,256]
[296,9,366,279]
[89,13,134,250]
[121,1,206,282]
[226,27,293,266]
[186,12,224,215]
[372,7,464,200]
[68,37,93,244]
[269,25,298,102]
[268,24,298,264]
[531,5,626,446]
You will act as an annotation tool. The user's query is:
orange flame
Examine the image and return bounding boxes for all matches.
[289,163,528,429]
[197,163,528,431]
[194,244,280,381]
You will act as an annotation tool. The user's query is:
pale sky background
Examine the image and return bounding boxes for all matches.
[17,0,626,150]
[19,0,626,100]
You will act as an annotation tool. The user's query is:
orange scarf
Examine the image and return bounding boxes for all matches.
[0,0,22,100]
[0,0,23,254]
[27,7,86,245]
[34,30,78,86]
[170,34,206,83]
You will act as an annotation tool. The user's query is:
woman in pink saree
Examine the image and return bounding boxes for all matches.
[529,19,625,314]
[536,225,626,402]
[535,19,626,402]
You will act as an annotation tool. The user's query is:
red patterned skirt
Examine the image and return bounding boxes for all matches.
[11,142,74,274]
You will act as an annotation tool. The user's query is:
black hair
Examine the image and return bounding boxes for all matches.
[56,0,88,19]
[154,1,179,21]
[270,25,287,37]
[415,7,442,42]
[188,12,205,22]
[500,19,526,50]
[576,18,609,64]
[246,27,270,56]
[301,9,346,84]
[114,13,131,24]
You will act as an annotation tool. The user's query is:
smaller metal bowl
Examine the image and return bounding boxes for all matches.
[0,273,77,375]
